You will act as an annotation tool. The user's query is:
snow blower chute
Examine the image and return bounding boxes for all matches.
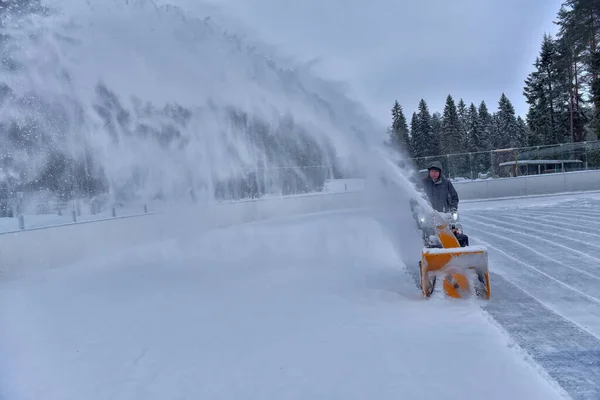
[410,200,490,300]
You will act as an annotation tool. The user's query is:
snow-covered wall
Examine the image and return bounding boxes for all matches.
[455,169,600,200]
[0,191,367,278]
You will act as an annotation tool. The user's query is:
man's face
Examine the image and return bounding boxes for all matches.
[429,169,440,180]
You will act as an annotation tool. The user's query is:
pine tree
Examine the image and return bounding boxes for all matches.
[440,95,467,177]
[466,103,482,153]
[478,101,493,151]
[518,0,600,143]
[466,102,488,174]
[554,34,587,142]
[441,95,462,154]
[525,106,544,146]
[556,0,600,139]
[457,98,468,148]
[516,116,528,148]
[486,112,504,171]
[416,99,436,157]
[388,100,411,154]
[410,111,426,162]
[431,112,442,155]
[496,93,521,148]
[523,33,572,145]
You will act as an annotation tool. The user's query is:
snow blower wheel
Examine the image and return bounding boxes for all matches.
[442,273,470,298]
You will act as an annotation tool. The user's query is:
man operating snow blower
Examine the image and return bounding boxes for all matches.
[409,161,490,299]
[421,161,457,213]
[420,161,468,247]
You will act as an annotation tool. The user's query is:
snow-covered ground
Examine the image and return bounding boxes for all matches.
[461,191,600,400]
[2,192,600,399]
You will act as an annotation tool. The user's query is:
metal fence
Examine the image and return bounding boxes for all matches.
[0,194,153,234]
[408,140,600,181]
[0,163,352,233]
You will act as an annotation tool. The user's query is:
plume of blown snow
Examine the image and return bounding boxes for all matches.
[0,0,422,212]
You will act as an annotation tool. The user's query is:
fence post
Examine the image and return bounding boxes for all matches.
[18,215,24,230]
[16,192,23,216]
[143,204,148,213]
[112,207,116,217]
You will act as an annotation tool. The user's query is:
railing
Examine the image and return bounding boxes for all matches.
[0,198,154,234]
[408,140,600,181]
[0,164,357,234]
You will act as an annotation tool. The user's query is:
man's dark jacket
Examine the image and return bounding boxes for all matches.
[421,161,459,213]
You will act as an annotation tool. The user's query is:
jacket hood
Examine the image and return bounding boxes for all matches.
[427,160,443,172]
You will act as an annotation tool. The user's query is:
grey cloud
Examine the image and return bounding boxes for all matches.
[178,0,563,126]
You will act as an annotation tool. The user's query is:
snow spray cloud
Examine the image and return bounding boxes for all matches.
[0,0,420,207]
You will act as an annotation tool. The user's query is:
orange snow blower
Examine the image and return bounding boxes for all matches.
[411,202,491,300]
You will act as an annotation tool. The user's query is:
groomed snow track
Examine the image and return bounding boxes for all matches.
[1,192,599,399]
[460,193,600,400]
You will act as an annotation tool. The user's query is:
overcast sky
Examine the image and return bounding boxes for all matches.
[186,0,563,127]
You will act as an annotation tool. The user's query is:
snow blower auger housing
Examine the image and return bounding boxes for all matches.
[411,202,490,300]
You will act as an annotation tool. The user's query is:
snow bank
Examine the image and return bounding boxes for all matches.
[0,191,367,278]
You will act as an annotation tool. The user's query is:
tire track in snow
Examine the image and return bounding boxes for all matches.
[510,209,600,227]
[462,201,600,399]
[512,211,600,235]
[466,235,600,337]
[484,272,600,400]
[494,213,600,242]
[551,209,600,218]
[463,214,600,271]
[462,221,600,294]
[536,206,600,217]
[475,212,600,251]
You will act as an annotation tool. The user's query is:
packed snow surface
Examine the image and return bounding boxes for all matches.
[462,191,600,400]
[0,208,569,400]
